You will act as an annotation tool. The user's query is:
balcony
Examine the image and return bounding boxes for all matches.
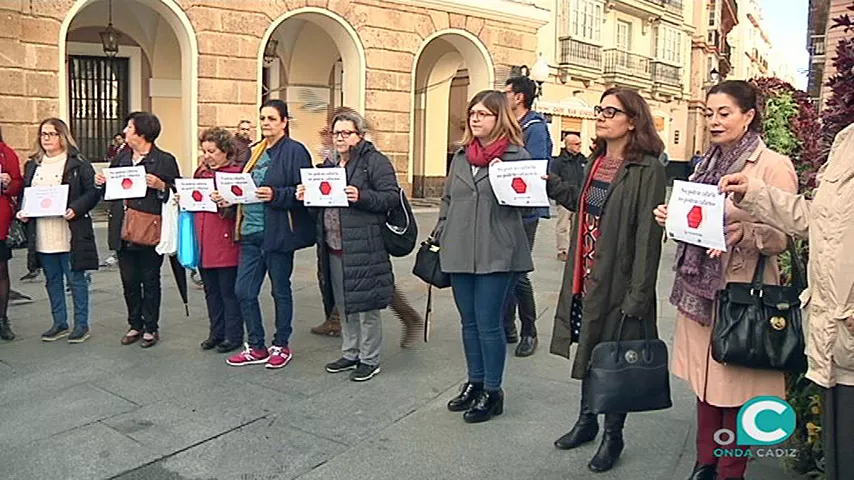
[642,0,683,13]
[602,49,652,89]
[651,61,681,86]
[558,37,603,81]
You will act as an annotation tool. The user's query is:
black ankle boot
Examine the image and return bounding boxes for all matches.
[447,382,483,412]
[688,462,717,480]
[554,412,599,449]
[463,389,504,423]
[0,317,15,341]
[588,430,624,473]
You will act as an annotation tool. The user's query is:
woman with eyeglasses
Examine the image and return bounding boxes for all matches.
[654,80,797,480]
[296,109,399,382]
[431,90,533,423]
[547,88,666,473]
[18,118,100,343]
[222,99,316,370]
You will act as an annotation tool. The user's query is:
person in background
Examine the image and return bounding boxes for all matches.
[502,75,552,357]
[655,80,798,480]
[552,133,586,261]
[223,100,315,369]
[105,133,126,163]
[0,127,24,341]
[436,90,534,423]
[95,112,181,348]
[233,120,254,167]
[298,109,399,382]
[548,87,666,473]
[19,118,100,343]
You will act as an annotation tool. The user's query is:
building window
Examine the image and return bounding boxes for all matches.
[656,25,682,65]
[68,55,129,162]
[708,0,720,27]
[558,0,572,38]
[616,20,632,50]
[572,0,603,43]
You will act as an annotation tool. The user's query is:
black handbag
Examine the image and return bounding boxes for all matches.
[585,315,673,414]
[712,241,807,372]
[412,238,451,289]
[382,188,418,257]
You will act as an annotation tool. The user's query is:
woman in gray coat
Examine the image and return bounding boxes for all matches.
[433,90,534,424]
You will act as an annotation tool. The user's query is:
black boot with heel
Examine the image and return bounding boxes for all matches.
[447,382,483,412]
[587,413,626,473]
[0,317,15,341]
[555,382,599,449]
[463,389,504,423]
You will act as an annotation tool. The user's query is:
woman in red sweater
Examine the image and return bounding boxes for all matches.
[0,128,25,340]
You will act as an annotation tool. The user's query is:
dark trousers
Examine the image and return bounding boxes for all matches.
[117,247,164,334]
[823,384,854,480]
[199,266,242,344]
[579,378,627,432]
[503,219,538,337]
[696,398,748,478]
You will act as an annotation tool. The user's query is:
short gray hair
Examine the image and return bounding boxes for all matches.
[331,110,368,136]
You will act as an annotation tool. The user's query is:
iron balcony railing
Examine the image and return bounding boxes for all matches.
[651,61,681,87]
[603,49,651,80]
[559,37,603,70]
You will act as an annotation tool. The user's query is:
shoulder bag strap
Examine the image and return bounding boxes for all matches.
[787,238,807,291]
[423,284,433,342]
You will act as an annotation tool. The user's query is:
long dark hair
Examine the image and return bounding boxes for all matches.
[260,99,290,137]
[707,80,764,134]
[592,87,664,161]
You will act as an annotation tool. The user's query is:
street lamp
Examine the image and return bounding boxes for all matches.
[709,67,720,84]
[531,53,550,97]
[99,0,120,58]
[263,38,279,66]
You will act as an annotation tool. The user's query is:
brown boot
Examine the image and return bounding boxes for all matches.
[391,287,424,348]
[310,310,341,336]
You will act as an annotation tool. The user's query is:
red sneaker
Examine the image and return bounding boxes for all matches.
[266,345,293,369]
[226,344,269,366]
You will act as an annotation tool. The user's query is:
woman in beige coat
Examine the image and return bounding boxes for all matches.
[720,122,854,480]
[654,81,798,480]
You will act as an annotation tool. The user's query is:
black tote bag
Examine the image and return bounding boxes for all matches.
[712,241,807,372]
[585,315,673,414]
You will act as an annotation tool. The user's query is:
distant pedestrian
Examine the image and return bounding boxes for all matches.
[552,134,585,261]
[0,127,24,341]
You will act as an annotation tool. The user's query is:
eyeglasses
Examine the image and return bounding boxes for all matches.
[594,105,627,119]
[469,111,496,120]
[332,130,358,139]
[40,132,59,139]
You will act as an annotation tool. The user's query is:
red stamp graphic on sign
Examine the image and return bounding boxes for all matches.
[511,177,527,194]
[41,198,52,209]
[687,205,703,229]
[191,190,203,202]
[319,181,332,195]
[121,178,133,190]
[231,185,243,197]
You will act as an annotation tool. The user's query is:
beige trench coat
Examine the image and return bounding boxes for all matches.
[738,124,854,388]
[671,141,799,407]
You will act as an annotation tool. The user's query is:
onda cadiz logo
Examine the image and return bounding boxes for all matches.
[714,396,798,458]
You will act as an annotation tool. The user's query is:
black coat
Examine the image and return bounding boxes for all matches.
[551,148,586,191]
[105,146,180,251]
[23,149,100,272]
[314,141,398,315]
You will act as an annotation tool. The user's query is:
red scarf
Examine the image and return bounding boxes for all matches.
[466,137,510,168]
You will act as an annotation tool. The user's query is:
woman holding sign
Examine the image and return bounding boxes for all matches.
[547,88,666,473]
[296,109,399,382]
[430,90,533,422]
[653,80,798,480]
[18,118,100,343]
[222,100,315,370]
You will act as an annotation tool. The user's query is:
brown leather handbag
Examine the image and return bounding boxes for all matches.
[122,203,161,246]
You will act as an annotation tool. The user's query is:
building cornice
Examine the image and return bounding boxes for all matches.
[385,0,551,30]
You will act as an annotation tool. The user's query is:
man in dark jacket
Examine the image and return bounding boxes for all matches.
[503,75,553,357]
[233,120,253,167]
[552,134,586,261]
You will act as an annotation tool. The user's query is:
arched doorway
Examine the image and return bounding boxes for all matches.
[409,30,494,198]
[259,8,366,161]
[58,0,198,174]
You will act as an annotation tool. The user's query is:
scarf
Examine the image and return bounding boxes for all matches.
[466,137,510,168]
[669,131,761,326]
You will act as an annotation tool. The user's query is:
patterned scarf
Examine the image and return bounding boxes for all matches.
[669,131,761,325]
[466,137,510,168]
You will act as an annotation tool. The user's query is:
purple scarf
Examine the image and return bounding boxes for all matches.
[669,131,761,325]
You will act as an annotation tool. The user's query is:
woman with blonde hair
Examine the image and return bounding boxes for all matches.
[433,90,533,423]
[18,118,100,343]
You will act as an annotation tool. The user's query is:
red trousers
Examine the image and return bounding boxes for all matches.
[696,398,749,479]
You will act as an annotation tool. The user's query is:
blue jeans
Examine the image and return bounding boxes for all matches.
[235,233,295,350]
[40,252,88,330]
[450,272,517,391]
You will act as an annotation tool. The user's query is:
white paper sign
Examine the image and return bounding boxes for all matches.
[104,166,147,201]
[665,180,728,251]
[175,178,216,213]
[215,172,262,204]
[301,168,348,207]
[21,185,69,218]
[488,160,549,207]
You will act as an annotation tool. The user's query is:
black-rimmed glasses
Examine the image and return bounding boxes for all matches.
[594,105,627,119]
